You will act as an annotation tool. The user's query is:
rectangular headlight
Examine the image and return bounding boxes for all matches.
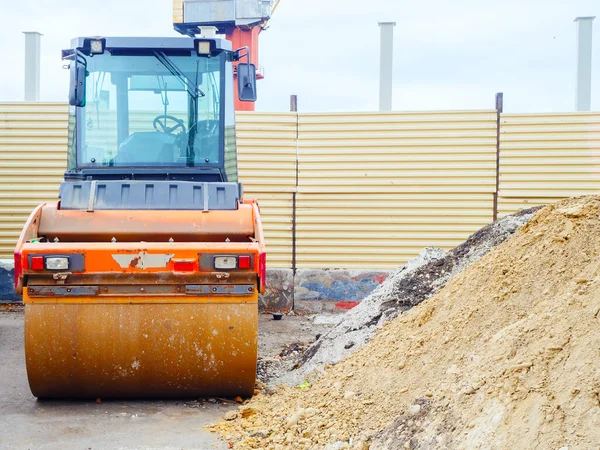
[214,256,237,270]
[83,38,106,55]
[89,39,104,54]
[195,39,216,56]
[46,257,69,270]
[197,41,211,55]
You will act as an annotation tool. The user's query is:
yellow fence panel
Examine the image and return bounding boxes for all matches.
[296,193,494,269]
[0,103,68,257]
[295,111,497,268]
[498,112,600,216]
[236,112,297,192]
[235,113,296,268]
[497,197,560,218]
[499,112,600,198]
[245,192,293,269]
[297,111,498,193]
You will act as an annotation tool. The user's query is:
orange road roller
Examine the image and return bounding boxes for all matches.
[14,36,265,399]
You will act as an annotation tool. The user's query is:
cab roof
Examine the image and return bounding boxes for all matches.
[70,36,232,52]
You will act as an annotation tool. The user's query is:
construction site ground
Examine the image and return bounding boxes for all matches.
[0,307,333,450]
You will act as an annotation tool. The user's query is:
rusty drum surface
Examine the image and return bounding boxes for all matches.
[24,298,258,399]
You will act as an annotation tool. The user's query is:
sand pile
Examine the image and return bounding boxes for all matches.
[212,196,600,449]
[280,208,539,386]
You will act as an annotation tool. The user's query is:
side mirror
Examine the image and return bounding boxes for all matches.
[69,61,87,107]
[237,63,257,102]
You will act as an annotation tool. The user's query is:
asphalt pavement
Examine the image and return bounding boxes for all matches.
[0,309,230,450]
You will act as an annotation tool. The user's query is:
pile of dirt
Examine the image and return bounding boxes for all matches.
[212,196,600,449]
[278,207,540,386]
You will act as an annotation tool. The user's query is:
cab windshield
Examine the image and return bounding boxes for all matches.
[71,51,225,168]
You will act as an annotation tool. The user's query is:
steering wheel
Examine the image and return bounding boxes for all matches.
[153,115,186,134]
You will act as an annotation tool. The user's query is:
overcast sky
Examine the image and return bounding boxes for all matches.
[1,0,598,112]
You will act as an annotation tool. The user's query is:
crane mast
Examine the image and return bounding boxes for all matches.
[173,0,278,111]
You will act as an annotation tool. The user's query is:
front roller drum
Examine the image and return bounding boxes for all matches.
[24,302,258,399]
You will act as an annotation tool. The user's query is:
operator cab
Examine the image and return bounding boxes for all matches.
[63,36,256,183]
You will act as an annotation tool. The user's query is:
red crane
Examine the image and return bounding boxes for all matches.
[174,0,280,111]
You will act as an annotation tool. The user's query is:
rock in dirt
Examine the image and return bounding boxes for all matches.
[223,411,239,421]
[239,407,258,419]
[210,196,600,449]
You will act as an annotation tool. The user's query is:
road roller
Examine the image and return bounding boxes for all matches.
[13,36,266,399]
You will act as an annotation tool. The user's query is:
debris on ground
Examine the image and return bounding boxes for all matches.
[276,207,540,386]
[211,196,600,449]
[256,315,334,384]
[257,342,313,384]
[183,398,237,409]
[0,303,23,312]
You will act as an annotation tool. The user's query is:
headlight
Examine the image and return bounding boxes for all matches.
[197,41,211,55]
[90,40,104,54]
[214,256,237,270]
[195,39,216,56]
[46,257,69,270]
[83,38,106,55]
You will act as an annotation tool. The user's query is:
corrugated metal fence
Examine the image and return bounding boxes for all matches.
[0,103,69,256]
[498,112,600,217]
[296,111,497,268]
[1,103,599,268]
[236,112,297,268]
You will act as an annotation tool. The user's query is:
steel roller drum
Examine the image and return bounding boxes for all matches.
[24,297,258,399]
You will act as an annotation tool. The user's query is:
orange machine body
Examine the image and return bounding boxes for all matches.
[15,200,266,399]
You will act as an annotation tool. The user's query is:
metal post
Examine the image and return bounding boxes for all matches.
[493,93,504,222]
[574,17,595,111]
[23,31,42,102]
[378,22,396,111]
[290,94,298,112]
[290,95,299,301]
